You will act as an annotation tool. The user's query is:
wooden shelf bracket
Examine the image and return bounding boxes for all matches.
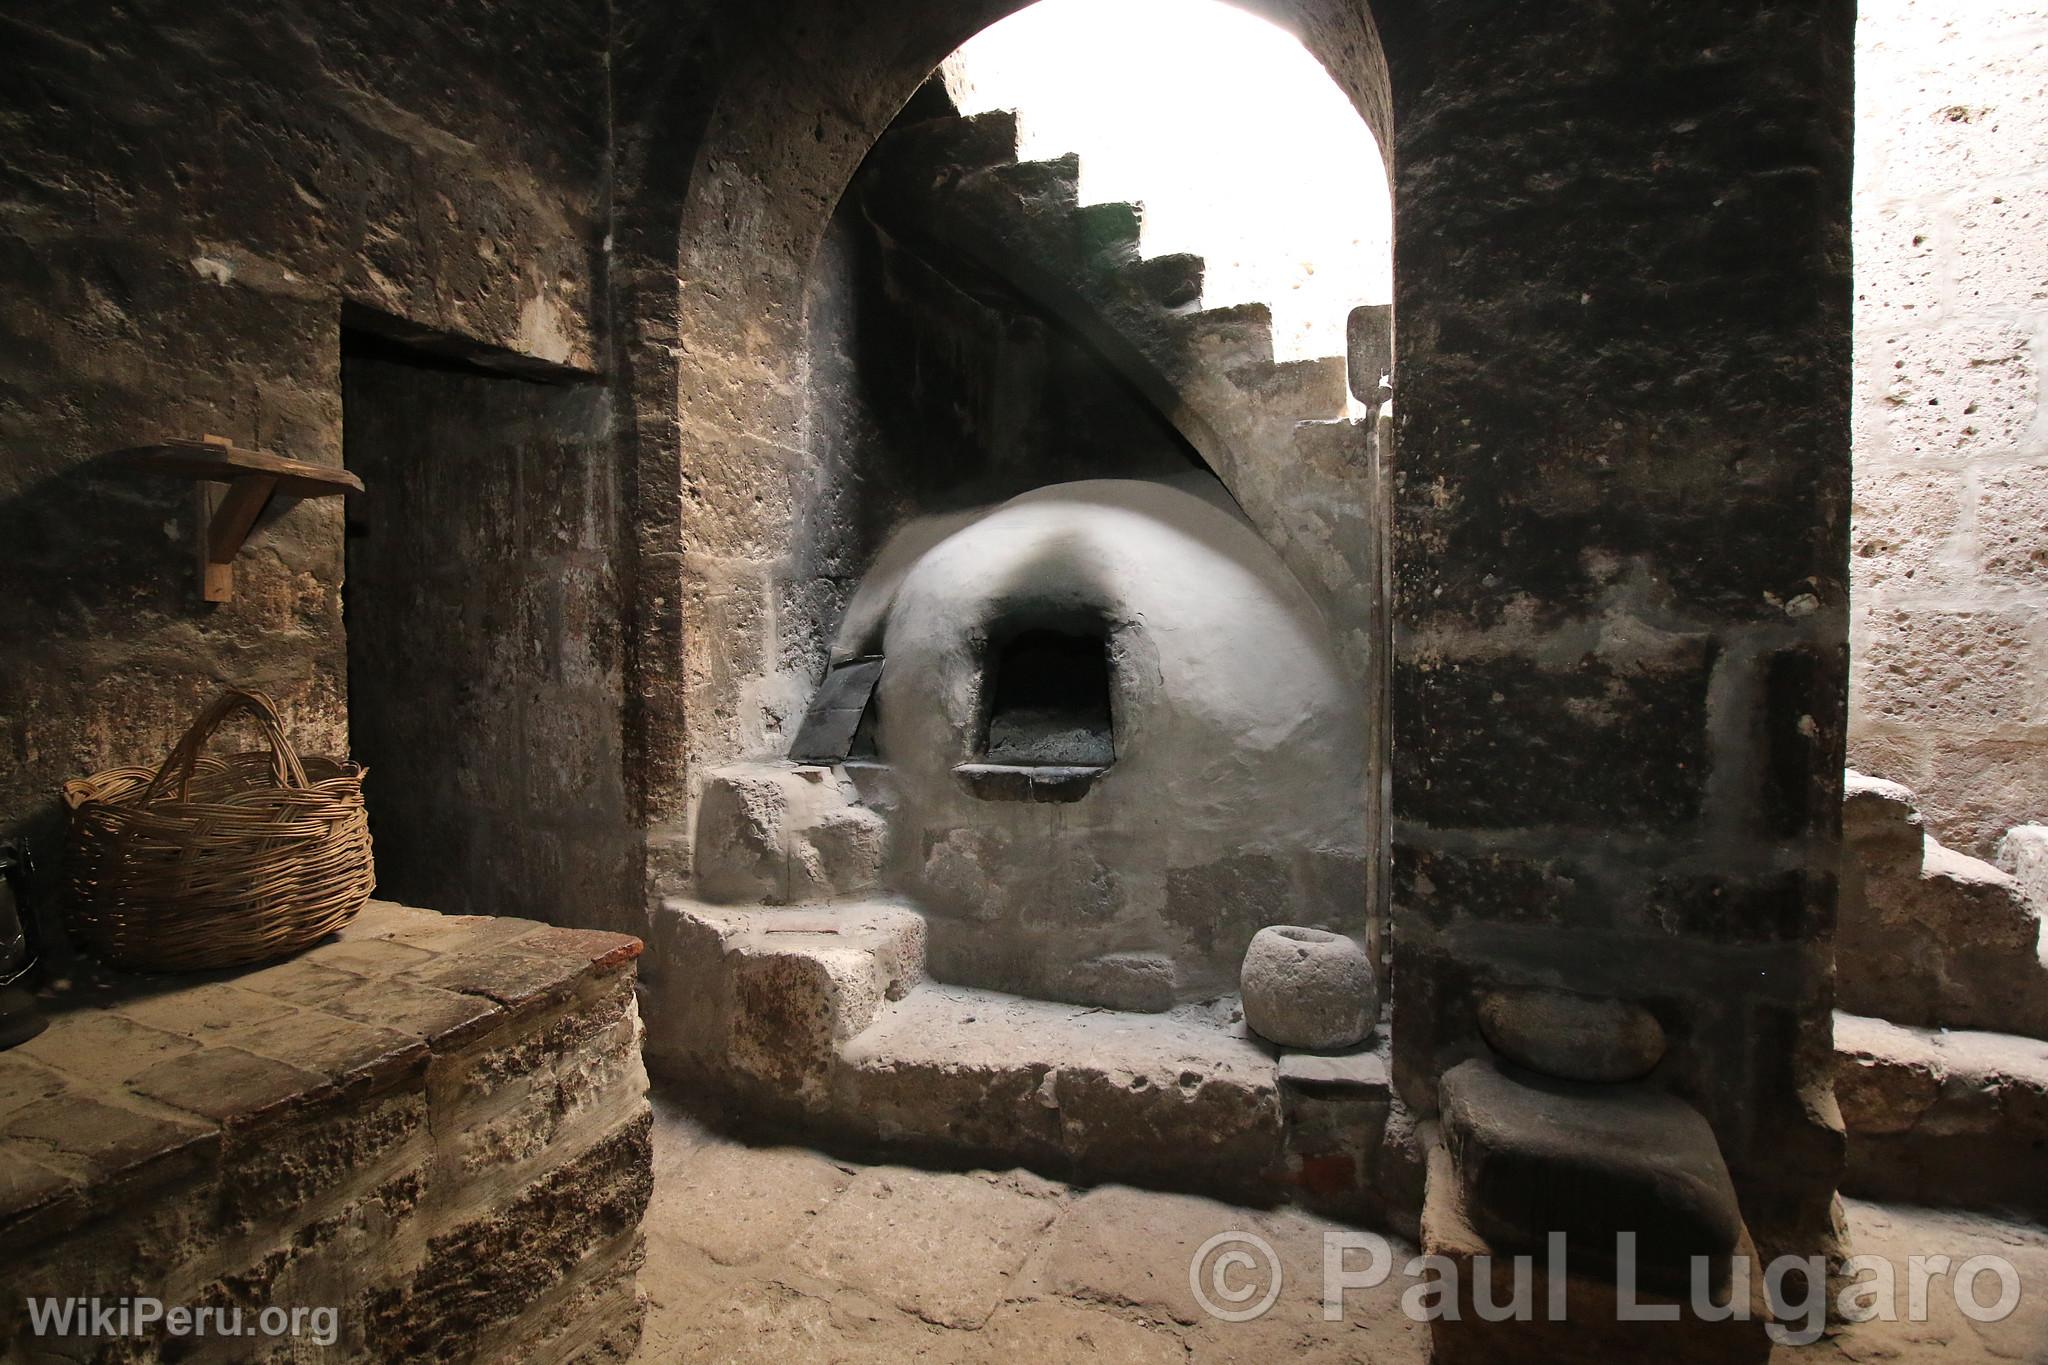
[115,435,363,602]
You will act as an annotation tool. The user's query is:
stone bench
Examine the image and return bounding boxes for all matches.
[0,900,650,1362]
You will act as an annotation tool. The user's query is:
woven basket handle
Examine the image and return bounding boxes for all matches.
[141,689,310,802]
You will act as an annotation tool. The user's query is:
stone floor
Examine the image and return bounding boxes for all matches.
[638,1096,2048,1362]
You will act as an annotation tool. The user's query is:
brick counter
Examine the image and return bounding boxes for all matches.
[0,901,650,1361]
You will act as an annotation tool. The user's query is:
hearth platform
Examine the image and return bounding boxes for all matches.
[642,896,1399,1218]
[0,901,651,1362]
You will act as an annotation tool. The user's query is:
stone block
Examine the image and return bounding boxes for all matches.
[1839,778,2048,1035]
[1852,199,1943,327]
[1996,824,2048,908]
[796,805,887,898]
[325,976,505,1049]
[1954,184,2048,312]
[729,951,862,1093]
[1876,34,2048,190]
[1843,769,1923,850]
[12,1011,201,1088]
[1918,737,2048,859]
[678,424,799,561]
[642,897,926,1104]
[1849,466,1967,591]
[127,1046,331,1130]
[1633,868,1831,946]
[1277,1047,1390,1098]
[117,983,294,1038]
[225,1009,428,1097]
[0,1090,217,1192]
[1876,322,2036,461]
[1347,302,1393,402]
[401,945,588,1014]
[1852,604,2042,731]
[695,762,886,905]
[649,1138,852,1268]
[1393,841,1605,932]
[1392,642,1714,831]
[1976,465,2048,585]
[1477,988,1666,1083]
[219,1091,427,1230]
[1058,951,1176,1013]
[831,982,1287,1202]
[1439,1059,1744,1289]
[361,1109,653,1359]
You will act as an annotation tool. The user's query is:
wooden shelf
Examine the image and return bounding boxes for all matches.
[116,436,363,602]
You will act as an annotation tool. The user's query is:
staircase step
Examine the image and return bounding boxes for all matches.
[1072,199,1143,268]
[874,109,1021,183]
[971,152,1080,215]
[1840,769,2046,1037]
[1227,355,1350,419]
[693,760,886,906]
[1180,301,1275,370]
[1836,1010,2048,1221]
[1122,252,1205,310]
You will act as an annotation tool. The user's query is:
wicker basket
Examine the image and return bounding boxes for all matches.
[62,689,374,972]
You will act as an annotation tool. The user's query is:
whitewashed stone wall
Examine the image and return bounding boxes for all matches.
[1851,0,2048,855]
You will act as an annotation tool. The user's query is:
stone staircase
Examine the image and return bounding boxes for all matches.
[1835,771,2048,1219]
[1839,771,2047,1038]
[858,97,1383,674]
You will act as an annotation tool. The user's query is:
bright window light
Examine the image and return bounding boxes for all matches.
[946,0,1392,363]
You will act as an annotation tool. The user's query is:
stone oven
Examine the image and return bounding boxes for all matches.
[829,475,1370,1011]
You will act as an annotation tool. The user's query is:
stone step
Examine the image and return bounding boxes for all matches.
[639,897,927,1102]
[1122,251,1204,311]
[967,152,1081,216]
[1072,199,1143,269]
[872,108,1021,183]
[1840,769,2047,1037]
[832,982,1287,1199]
[1176,300,1276,370]
[1835,1010,2048,1222]
[1227,354,1350,421]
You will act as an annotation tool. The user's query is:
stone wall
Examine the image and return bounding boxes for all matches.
[1850,0,2048,857]
[0,903,651,1361]
[342,351,637,936]
[666,168,1205,808]
[0,0,610,891]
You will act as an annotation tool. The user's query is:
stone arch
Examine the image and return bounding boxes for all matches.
[615,0,1399,829]
[613,0,1858,1265]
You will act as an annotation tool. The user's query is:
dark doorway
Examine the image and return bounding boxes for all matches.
[341,324,634,932]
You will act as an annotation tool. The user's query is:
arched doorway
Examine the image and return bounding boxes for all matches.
[614,0,1855,1267]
